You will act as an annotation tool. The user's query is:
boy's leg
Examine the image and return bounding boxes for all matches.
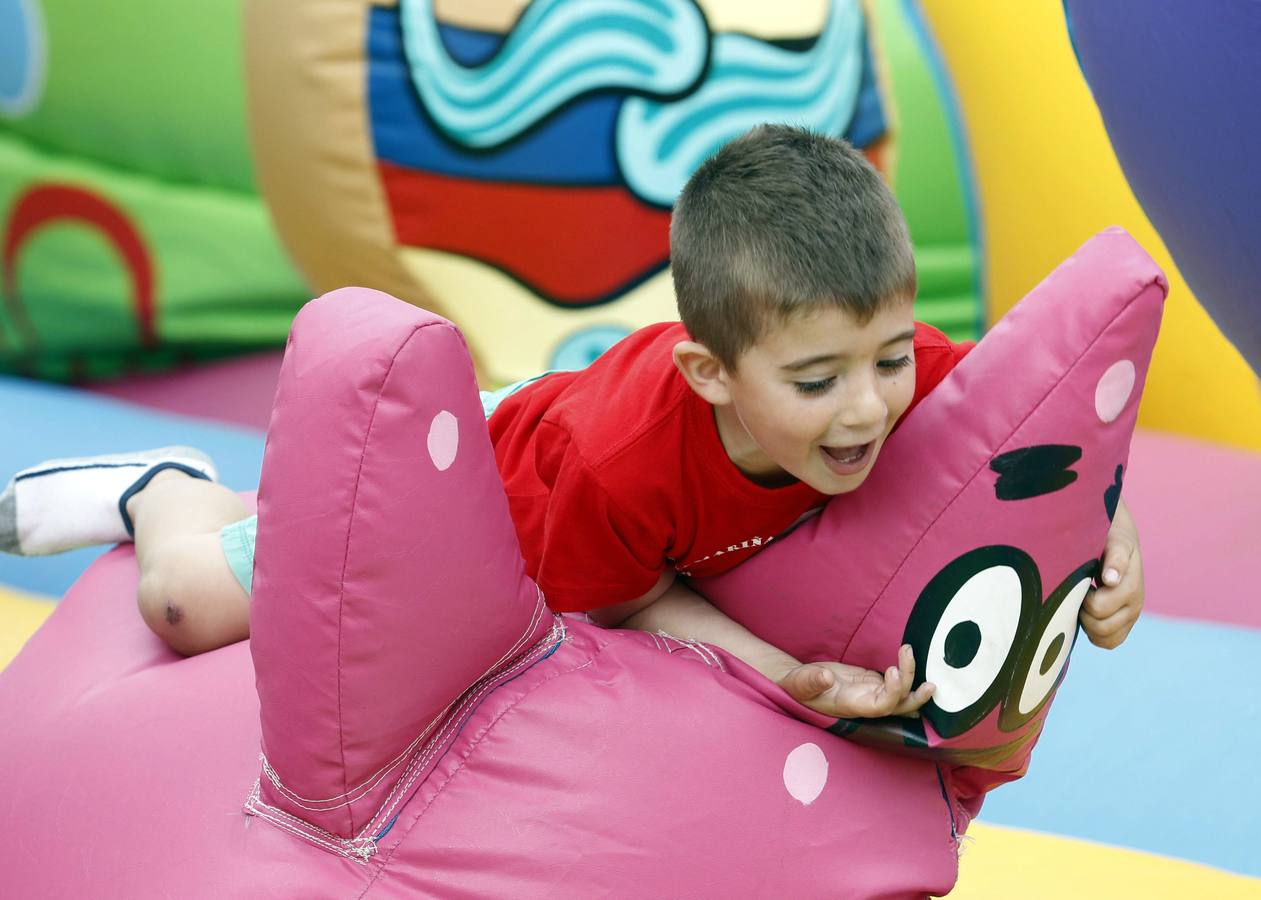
[1,448,253,656]
[127,470,253,656]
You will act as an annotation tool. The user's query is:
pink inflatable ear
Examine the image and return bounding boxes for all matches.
[695,228,1166,794]
[246,288,555,853]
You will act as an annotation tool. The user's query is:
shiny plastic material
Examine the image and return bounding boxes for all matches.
[0,231,1163,897]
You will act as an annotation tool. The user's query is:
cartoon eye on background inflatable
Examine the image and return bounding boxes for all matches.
[904,546,1039,739]
[998,559,1098,732]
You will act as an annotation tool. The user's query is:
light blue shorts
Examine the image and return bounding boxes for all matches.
[219,374,554,595]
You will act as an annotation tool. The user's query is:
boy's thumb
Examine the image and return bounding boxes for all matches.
[1100,545,1127,586]
[782,665,833,701]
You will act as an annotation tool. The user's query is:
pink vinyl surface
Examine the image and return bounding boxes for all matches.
[88,351,283,432]
[1122,428,1261,629]
[0,231,1183,897]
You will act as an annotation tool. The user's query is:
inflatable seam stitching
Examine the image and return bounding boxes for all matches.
[364,618,565,837]
[258,591,551,810]
[245,619,565,861]
[370,645,611,874]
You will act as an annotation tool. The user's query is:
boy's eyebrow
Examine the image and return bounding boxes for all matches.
[781,328,918,371]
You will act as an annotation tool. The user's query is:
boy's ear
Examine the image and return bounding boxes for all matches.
[673,340,733,406]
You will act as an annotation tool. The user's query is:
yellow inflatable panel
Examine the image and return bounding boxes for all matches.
[399,248,678,386]
[429,0,833,36]
[949,823,1261,899]
[0,586,55,671]
[919,0,1261,451]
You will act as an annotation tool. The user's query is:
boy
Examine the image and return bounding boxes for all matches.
[1,126,1144,721]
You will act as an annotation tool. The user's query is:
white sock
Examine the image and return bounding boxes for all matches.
[0,446,217,556]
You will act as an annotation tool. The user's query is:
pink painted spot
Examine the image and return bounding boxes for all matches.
[1095,360,1136,423]
[783,742,828,806]
[427,411,458,471]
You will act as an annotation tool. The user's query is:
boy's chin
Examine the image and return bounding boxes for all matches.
[818,475,868,496]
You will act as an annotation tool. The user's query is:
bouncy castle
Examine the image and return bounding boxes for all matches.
[1,1,1258,896]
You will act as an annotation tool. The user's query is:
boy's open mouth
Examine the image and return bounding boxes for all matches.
[820,441,874,475]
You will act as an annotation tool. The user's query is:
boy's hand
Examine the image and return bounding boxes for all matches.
[778,645,935,719]
[1080,497,1144,649]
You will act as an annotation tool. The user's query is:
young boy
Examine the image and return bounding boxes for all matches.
[1,126,1144,721]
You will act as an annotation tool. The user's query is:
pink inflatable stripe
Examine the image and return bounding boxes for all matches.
[1124,429,1261,630]
[88,351,284,432]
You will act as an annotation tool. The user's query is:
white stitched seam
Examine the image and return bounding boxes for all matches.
[242,620,563,860]
[365,653,601,859]
[360,622,564,836]
[243,781,375,861]
[688,639,724,670]
[259,597,552,810]
[359,621,565,837]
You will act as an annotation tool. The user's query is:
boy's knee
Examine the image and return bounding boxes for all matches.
[136,543,224,656]
[137,566,190,654]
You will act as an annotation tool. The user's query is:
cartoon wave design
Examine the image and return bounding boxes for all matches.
[616,0,865,206]
[399,0,708,149]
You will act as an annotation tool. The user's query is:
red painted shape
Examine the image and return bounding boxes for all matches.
[378,162,671,305]
[2,184,157,348]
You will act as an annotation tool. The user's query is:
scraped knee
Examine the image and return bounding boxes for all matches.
[136,537,249,656]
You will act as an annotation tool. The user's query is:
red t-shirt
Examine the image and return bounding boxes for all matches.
[489,321,972,612]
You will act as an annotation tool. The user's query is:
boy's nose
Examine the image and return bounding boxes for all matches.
[837,378,888,433]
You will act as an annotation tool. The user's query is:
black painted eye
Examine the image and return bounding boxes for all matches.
[904,546,1040,738]
[999,560,1098,732]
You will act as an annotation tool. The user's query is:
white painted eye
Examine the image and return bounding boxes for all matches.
[999,561,1097,733]
[926,566,1025,713]
[905,546,1039,739]
[1018,578,1090,714]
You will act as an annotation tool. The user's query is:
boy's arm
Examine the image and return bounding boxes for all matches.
[1079,495,1144,648]
[590,573,934,719]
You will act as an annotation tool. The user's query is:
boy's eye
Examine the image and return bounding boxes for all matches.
[793,377,836,396]
[877,355,913,374]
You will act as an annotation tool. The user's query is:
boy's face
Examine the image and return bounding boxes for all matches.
[713,299,917,495]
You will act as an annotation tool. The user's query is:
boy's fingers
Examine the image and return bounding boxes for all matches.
[1082,585,1125,620]
[1079,605,1138,649]
[861,666,900,717]
[898,644,916,688]
[1100,537,1136,587]
[892,682,935,716]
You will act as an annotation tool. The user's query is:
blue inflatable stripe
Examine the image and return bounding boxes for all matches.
[398,0,707,150]
[368,6,623,185]
[843,34,886,149]
[979,613,1261,878]
[0,376,265,598]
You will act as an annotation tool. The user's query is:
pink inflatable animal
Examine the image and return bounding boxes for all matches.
[0,229,1163,898]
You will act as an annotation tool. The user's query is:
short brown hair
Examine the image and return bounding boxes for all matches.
[670,125,916,369]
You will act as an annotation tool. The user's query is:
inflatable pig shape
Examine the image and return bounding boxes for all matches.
[0,229,1163,898]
